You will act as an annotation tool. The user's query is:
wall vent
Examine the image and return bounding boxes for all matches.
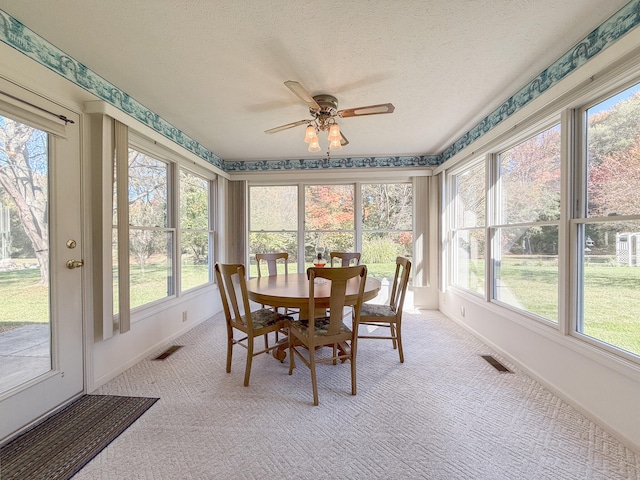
[153,345,183,360]
[481,355,512,373]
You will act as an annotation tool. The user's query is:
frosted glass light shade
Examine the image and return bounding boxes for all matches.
[304,125,317,143]
[327,123,341,141]
[308,139,321,152]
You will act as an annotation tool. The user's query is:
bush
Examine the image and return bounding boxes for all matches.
[363,237,400,264]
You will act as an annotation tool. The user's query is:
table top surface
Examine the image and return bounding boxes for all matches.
[246,272,381,308]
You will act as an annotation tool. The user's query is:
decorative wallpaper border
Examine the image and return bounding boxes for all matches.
[1,2,639,172]
[223,155,440,172]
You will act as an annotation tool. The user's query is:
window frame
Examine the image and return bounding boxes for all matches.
[112,131,217,325]
[247,180,415,280]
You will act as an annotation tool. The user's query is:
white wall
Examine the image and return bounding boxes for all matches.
[92,287,221,389]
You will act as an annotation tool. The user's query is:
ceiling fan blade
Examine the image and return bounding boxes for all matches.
[264,119,309,134]
[284,81,320,110]
[337,103,395,118]
[340,131,349,146]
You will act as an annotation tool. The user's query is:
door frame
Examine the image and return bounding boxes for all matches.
[0,76,86,442]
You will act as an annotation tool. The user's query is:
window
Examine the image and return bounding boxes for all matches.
[248,182,414,280]
[128,148,173,309]
[304,184,355,267]
[492,125,561,322]
[111,137,216,321]
[180,169,212,291]
[451,160,485,294]
[361,183,413,278]
[248,185,298,275]
[578,82,640,357]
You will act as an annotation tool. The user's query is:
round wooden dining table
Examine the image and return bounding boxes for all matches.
[246,272,381,316]
[246,272,381,361]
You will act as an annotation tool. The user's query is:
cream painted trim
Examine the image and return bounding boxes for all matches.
[231,167,431,183]
[114,120,130,334]
[84,100,229,179]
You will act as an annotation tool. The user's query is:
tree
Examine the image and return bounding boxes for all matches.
[127,150,168,271]
[0,116,49,284]
[180,171,209,265]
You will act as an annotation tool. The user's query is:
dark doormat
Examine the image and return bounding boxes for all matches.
[0,394,159,480]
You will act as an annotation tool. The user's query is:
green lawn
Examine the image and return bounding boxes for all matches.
[498,258,640,356]
[2,259,639,357]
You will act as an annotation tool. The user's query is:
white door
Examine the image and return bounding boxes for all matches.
[0,82,84,441]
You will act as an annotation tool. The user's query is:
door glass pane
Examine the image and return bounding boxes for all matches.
[0,115,51,394]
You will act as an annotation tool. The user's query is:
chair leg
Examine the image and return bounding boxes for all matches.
[350,340,357,396]
[309,347,319,406]
[244,339,254,387]
[390,324,398,350]
[264,333,269,350]
[332,343,337,365]
[288,334,295,375]
[226,330,233,374]
[396,322,404,363]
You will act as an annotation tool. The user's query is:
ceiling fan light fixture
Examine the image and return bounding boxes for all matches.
[308,139,321,152]
[329,138,342,151]
[304,124,317,143]
[327,123,341,142]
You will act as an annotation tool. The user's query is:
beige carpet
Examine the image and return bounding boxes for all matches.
[75,310,639,479]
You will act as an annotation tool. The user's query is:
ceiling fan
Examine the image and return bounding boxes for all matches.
[264,80,395,153]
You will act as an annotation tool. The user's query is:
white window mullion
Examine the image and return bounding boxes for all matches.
[114,120,131,333]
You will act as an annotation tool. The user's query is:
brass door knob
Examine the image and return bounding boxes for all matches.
[66,259,84,269]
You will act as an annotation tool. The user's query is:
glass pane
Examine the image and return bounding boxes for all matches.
[305,185,354,230]
[494,226,558,322]
[362,183,412,230]
[129,149,168,228]
[586,83,640,218]
[455,161,485,228]
[580,221,640,357]
[180,170,208,230]
[0,115,51,394]
[453,228,485,294]
[362,232,413,279]
[304,232,355,266]
[497,125,561,224]
[250,185,297,231]
[248,232,298,276]
[181,231,209,291]
[129,229,174,308]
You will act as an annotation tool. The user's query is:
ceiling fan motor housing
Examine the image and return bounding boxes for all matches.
[311,94,338,116]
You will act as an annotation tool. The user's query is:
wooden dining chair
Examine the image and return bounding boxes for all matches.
[288,265,367,405]
[330,251,361,267]
[255,252,297,323]
[357,257,412,363]
[215,263,291,386]
[256,252,289,277]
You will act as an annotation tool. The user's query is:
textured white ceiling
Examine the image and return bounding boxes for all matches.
[0,1,631,161]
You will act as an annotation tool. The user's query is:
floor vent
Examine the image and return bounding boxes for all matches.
[481,355,512,372]
[153,345,183,360]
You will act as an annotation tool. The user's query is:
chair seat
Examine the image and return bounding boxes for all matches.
[247,308,290,329]
[360,303,395,318]
[290,317,352,336]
